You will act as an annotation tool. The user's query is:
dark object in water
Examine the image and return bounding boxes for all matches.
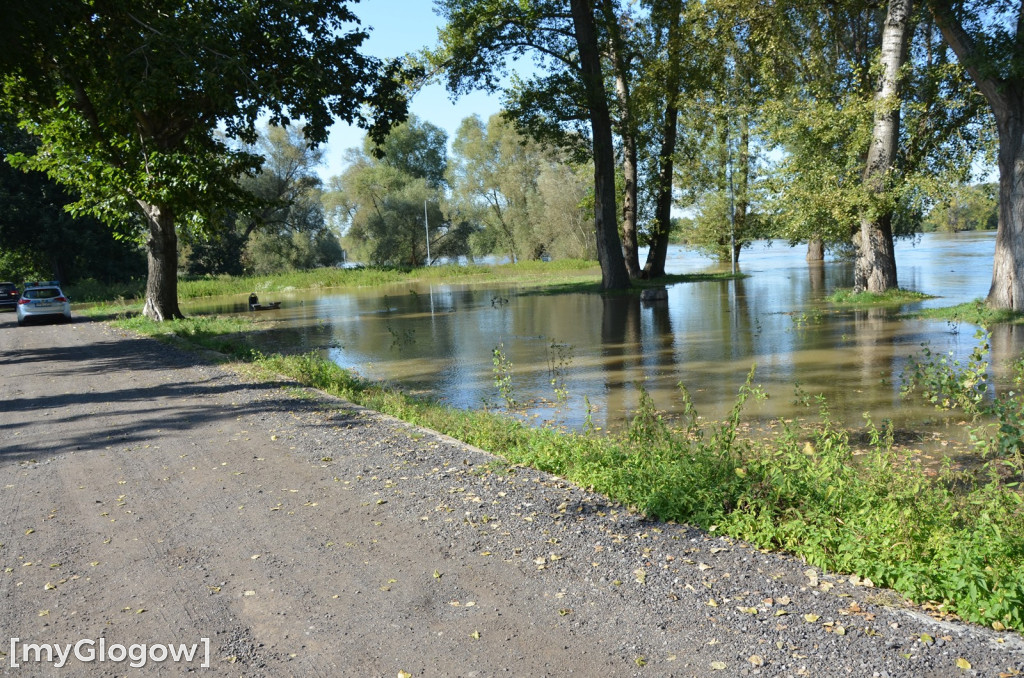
[640,288,668,303]
[248,292,280,311]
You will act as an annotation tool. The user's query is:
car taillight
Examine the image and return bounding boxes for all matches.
[56,296,67,302]
[18,299,30,305]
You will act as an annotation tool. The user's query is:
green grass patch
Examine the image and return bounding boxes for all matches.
[828,288,934,306]
[913,299,1024,327]
[66,260,602,304]
[114,314,1024,632]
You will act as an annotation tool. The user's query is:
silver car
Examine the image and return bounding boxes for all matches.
[16,282,72,326]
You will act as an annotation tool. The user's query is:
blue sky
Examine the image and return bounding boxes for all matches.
[320,1,506,179]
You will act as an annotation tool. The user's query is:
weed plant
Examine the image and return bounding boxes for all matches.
[116,315,1024,631]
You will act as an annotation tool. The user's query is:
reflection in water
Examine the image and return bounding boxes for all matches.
[185,232,1024,448]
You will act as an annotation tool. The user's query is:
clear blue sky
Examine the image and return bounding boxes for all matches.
[320,0,505,179]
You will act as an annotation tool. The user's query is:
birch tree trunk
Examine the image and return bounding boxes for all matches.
[854,0,912,293]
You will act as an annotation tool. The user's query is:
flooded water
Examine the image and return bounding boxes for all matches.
[187,231,1024,444]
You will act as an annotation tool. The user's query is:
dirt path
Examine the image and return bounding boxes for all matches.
[1,314,1022,677]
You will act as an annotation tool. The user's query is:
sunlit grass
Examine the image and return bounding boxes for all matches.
[913,299,1024,327]
[827,288,934,306]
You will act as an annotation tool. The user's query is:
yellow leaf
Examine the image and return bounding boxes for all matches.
[775,609,790,616]
[398,672,413,678]
[748,655,765,667]
[955,658,971,670]
[993,621,1006,631]
[24,529,34,535]
[706,599,718,607]
[711,661,727,670]
[634,656,647,667]
[803,614,820,623]
[433,570,441,579]
[470,630,480,639]
[44,582,56,591]
[737,606,758,615]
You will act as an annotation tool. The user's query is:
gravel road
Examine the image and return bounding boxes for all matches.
[1,312,1023,677]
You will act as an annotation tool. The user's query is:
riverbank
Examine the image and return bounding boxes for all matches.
[2,313,1023,676]
[107,310,1024,635]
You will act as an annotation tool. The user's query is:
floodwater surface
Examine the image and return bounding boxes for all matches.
[187,232,1024,447]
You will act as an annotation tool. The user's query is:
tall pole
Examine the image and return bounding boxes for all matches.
[424,200,431,266]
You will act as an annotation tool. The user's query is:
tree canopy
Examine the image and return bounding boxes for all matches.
[1,0,410,319]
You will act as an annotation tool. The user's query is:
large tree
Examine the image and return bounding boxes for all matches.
[930,0,1024,310]
[434,0,630,290]
[1,0,408,320]
[855,0,914,293]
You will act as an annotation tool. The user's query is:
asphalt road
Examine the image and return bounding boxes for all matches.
[1,311,1022,677]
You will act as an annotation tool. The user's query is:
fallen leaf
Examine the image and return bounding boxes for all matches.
[748,655,765,667]
[955,658,971,670]
[711,661,727,670]
[803,613,820,623]
[398,672,412,678]
[737,606,758,615]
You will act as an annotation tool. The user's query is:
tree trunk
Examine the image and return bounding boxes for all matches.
[570,0,630,291]
[807,237,825,262]
[644,100,679,279]
[643,0,684,280]
[602,0,640,278]
[138,200,183,321]
[989,113,1024,308]
[854,0,911,293]
[931,2,1024,310]
[613,72,641,279]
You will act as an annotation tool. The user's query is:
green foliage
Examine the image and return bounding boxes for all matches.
[1,0,411,317]
[182,125,341,277]
[921,183,998,232]
[901,331,991,417]
[491,343,516,407]
[902,331,1024,464]
[448,113,594,262]
[328,116,463,266]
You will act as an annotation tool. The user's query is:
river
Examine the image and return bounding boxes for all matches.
[187,231,1024,450]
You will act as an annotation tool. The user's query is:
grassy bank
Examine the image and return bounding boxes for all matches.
[68,259,603,305]
[115,313,1024,632]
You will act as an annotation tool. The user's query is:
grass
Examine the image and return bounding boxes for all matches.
[913,299,1024,327]
[827,288,934,306]
[66,259,604,305]
[114,312,1024,632]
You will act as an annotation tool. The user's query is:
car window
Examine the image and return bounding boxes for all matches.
[24,288,61,299]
